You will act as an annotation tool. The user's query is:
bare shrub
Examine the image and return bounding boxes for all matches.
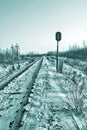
[65,79,86,115]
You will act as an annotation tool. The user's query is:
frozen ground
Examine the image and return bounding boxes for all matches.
[0,57,87,130]
[0,61,32,82]
[48,56,87,74]
[0,60,41,130]
[19,57,87,130]
[63,57,87,74]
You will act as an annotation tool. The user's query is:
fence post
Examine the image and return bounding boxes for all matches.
[58,59,63,73]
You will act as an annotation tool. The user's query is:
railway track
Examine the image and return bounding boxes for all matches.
[0,58,43,130]
[0,56,87,130]
[0,59,39,90]
[11,58,43,130]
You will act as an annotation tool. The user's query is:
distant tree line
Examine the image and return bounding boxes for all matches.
[59,40,87,60]
[0,46,45,65]
[0,48,12,64]
[46,40,87,61]
[0,45,20,65]
[21,52,45,60]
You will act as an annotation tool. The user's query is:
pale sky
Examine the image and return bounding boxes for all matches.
[0,0,87,53]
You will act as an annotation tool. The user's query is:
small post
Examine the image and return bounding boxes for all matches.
[11,45,15,70]
[58,59,63,73]
[55,32,61,72]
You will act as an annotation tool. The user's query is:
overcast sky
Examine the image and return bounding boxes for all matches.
[0,0,87,53]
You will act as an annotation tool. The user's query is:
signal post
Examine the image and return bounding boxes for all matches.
[55,32,62,72]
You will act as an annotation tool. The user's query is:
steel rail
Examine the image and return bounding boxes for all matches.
[11,58,43,130]
[0,60,38,90]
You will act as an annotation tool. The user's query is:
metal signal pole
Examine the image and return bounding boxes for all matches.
[56,41,59,72]
[55,32,61,72]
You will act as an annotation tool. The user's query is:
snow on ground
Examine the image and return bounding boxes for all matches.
[0,57,87,130]
[0,61,30,82]
[19,57,87,130]
[63,57,87,73]
[0,60,41,130]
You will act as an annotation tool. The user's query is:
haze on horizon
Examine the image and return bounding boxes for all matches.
[0,0,87,54]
